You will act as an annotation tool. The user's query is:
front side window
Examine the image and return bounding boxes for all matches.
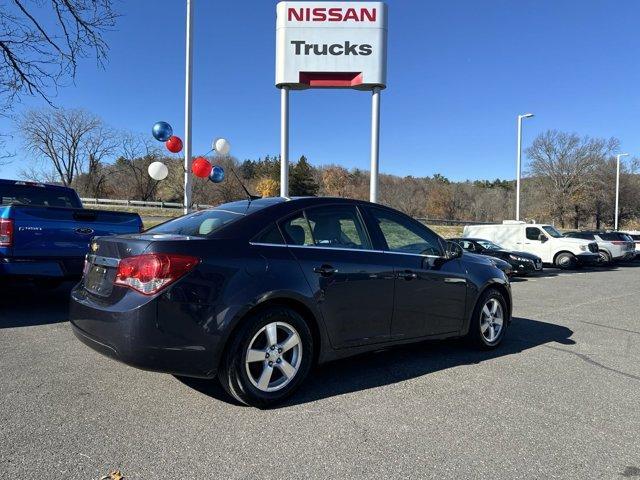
[526,227,542,241]
[305,205,372,250]
[369,208,442,256]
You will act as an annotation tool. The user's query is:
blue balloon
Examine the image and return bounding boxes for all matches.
[209,165,225,183]
[152,121,173,142]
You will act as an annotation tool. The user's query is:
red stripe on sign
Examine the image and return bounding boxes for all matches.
[299,72,363,87]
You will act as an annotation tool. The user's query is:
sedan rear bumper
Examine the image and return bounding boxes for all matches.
[69,285,221,379]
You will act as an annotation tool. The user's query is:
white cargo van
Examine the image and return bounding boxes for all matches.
[463,221,600,269]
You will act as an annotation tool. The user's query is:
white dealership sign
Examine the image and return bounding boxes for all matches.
[275,1,388,203]
[276,1,388,90]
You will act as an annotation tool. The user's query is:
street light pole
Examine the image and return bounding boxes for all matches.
[183,0,194,215]
[515,113,534,221]
[615,153,629,230]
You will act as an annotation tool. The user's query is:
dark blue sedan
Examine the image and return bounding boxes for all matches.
[70,197,512,407]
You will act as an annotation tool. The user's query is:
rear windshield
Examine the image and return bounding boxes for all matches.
[147,209,244,237]
[0,183,81,208]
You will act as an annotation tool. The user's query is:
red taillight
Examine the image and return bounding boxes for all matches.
[0,219,13,247]
[114,253,200,295]
[611,241,625,245]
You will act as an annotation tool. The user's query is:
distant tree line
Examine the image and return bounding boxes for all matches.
[13,108,640,230]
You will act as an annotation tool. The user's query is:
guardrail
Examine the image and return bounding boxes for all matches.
[81,198,213,210]
[81,197,495,225]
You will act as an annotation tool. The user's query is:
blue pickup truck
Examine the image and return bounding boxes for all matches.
[0,179,142,285]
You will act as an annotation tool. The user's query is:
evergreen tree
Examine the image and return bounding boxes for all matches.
[290,155,319,196]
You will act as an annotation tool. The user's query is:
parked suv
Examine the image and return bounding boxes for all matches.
[563,231,635,263]
[463,221,600,269]
[622,232,640,259]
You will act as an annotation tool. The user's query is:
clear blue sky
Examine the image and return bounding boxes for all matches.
[2,0,639,181]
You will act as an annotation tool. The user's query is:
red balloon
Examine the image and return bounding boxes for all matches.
[165,136,183,153]
[192,157,212,178]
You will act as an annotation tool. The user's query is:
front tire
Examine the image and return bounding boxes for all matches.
[218,306,313,408]
[467,288,508,349]
[555,252,576,269]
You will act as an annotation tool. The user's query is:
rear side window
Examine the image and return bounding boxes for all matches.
[0,183,81,208]
[305,205,371,250]
[280,213,315,246]
[253,223,285,245]
[148,209,244,237]
[598,233,618,241]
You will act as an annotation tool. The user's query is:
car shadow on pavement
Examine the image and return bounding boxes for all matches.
[0,281,75,328]
[179,316,575,408]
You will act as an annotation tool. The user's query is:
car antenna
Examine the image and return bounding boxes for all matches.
[229,167,261,202]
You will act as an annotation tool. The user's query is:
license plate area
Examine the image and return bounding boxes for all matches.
[85,264,114,297]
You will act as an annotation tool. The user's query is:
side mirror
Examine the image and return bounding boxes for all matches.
[538,233,548,243]
[445,241,463,260]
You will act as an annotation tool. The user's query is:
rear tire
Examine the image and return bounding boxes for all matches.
[218,306,313,408]
[554,252,576,269]
[598,250,612,264]
[466,288,508,350]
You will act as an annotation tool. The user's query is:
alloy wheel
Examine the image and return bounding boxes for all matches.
[245,321,302,393]
[480,298,504,343]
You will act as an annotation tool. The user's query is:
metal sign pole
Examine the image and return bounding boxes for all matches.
[615,155,621,230]
[280,86,290,198]
[369,87,381,203]
[183,0,194,215]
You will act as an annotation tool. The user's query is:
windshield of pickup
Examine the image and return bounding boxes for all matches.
[0,183,81,208]
[542,226,563,238]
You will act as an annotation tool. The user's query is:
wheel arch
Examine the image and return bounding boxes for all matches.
[220,295,324,369]
[462,280,512,336]
[553,250,576,264]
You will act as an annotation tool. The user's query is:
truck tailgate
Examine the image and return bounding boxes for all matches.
[9,206,141,259]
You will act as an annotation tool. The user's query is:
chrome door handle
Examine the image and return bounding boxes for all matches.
[399,270,417,280]
[444,278,467,284]
[313,264,337,276]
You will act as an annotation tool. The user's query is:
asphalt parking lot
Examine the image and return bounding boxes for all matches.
[1,263,639,479]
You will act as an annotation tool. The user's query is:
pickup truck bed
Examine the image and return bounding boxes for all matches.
[1,180,142,280]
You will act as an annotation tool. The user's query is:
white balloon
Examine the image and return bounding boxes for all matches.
[213,137,231,155]
[148,161,168,181]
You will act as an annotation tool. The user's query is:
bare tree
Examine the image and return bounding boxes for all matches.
[526,130,619,227]
[79,125,117,196]
[0,0,117,109]
[112,133,162,201]
[19,108,102,185]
